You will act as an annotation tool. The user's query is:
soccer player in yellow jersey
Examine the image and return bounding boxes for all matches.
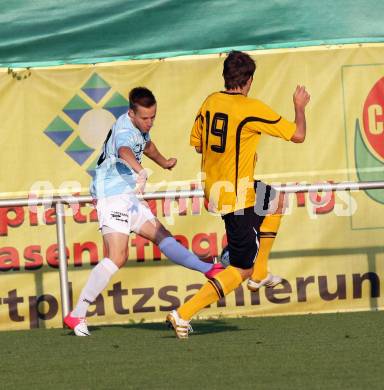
[167,50,310,338]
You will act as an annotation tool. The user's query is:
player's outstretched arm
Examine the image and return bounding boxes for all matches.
[144,141,177,170]
[291,85,310,143]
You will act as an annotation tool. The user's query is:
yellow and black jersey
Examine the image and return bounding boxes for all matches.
[190,91,296,214]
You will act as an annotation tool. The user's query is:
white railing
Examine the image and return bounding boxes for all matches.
[1,179,383,325]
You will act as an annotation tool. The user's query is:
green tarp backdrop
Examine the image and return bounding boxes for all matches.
[1,0,384,67]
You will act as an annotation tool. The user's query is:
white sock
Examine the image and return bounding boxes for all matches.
[72,258,119,318]
[158,237,211,273]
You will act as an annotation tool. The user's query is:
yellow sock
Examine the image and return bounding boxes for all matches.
[178,266,243,320]
[251,214,282,281]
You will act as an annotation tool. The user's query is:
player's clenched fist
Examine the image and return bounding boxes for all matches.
[135,168,148,194]
[293,85,310,110]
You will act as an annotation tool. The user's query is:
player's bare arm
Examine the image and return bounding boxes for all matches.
[118,146,144,172]
[118,146,147,193]
[291,85,310,143]
[195,146,202,154]
[144,140,177,170]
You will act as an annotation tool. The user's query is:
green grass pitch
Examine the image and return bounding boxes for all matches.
[1,311,383,389]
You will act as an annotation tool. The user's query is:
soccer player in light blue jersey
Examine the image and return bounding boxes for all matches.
[64,87,223,336]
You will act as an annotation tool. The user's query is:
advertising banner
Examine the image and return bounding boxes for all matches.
[0,44,383,330]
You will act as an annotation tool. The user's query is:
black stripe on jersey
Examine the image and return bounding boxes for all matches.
[97,128,113,166]
[195,113,204,123]
[194,113,205,150]
[235,116,281,194]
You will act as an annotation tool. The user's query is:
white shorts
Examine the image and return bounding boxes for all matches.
[96,194,155,235]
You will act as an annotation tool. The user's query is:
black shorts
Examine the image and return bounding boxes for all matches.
[222,181,277,269]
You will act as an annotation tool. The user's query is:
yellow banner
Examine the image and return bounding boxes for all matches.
[0,254,383,330]
[0,44,383,330]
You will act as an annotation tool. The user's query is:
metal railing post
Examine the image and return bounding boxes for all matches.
[55,202,71,321]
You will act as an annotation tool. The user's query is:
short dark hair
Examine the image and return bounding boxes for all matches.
[223,51,256,90]
[129,87,156,112]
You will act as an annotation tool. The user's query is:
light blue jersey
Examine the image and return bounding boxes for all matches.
[90,113,150,198]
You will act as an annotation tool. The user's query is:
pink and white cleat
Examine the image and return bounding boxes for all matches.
[204,263,225,279]
[64,312,90,336]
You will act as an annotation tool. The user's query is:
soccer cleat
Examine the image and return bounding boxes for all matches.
[247,273,283,292]
[64,312,91,336]
[166,310,192,339]
[204,263,225,279]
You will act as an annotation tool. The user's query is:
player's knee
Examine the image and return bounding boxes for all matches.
[230,265,253,280]
[240,267,253,279]
[108,249,128,268]
[267,190,283,215]
[274,192,286,214]
[153,224,172,245]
